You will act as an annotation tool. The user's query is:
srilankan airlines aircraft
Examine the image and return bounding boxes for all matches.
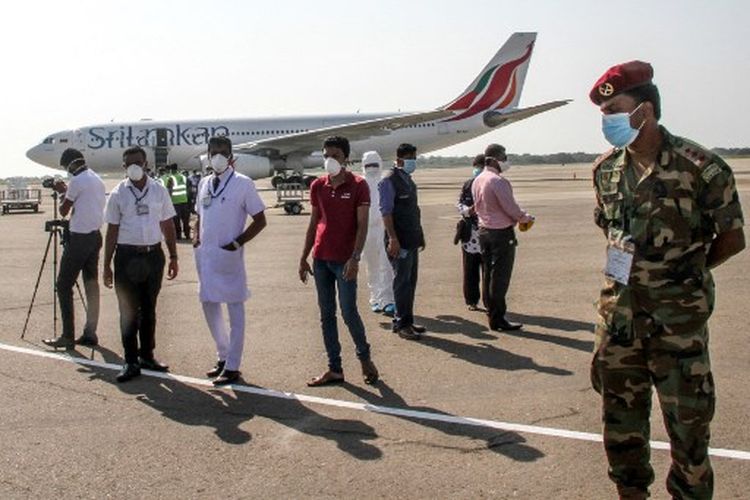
[26,32,568,186]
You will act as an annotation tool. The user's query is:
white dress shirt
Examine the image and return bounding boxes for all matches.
[104,176,176,246]
[194,168,265,303]
[66,168,106,234]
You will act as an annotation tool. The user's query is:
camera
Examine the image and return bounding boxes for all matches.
[41,177,56,189]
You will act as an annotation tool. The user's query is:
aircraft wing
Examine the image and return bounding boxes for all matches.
[233,109,455,156]
[482,100,571,128]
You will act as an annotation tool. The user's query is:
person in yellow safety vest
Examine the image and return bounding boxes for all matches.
[165,164,191,240]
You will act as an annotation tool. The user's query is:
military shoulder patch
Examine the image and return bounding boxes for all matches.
[673,137,712,168]
[701,162,723,183]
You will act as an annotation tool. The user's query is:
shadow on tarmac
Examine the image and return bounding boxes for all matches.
[344,381,544,462]
[75,360,382,460]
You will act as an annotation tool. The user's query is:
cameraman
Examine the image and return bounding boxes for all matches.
[43,148,106,350]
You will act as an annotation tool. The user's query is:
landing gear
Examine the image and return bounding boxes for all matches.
[303,175,317,188]
[271,175,285,188]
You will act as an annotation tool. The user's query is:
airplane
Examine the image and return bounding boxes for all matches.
[26,32,569,187]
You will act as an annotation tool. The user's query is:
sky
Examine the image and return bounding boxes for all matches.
[1,0,748,178]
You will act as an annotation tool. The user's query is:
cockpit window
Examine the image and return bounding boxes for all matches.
[42,137,55,144]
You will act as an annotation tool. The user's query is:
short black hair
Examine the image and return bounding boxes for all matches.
[472,154,486,167]
[322,136,350,158]
[123,146,147,161]
[484,144,506,160]
[59,148,84,167]
[396,143,417,159]
[623,83,661,120]
[208,135,232,151]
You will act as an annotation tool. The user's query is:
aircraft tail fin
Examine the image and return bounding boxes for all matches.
[442,32,536,121]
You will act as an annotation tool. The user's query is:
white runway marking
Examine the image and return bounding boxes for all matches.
[1,341,748,461]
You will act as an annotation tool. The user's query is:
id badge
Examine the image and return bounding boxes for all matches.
[605,235,634,285]
[202,195,212,208]
[136,203,150,216]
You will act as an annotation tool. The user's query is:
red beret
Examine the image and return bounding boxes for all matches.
[589,60,654,105]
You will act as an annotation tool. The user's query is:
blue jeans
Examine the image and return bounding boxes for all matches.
[390,248,419,330]
[313,259,371,373]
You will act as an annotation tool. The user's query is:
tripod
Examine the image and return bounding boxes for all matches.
[21,190,87,342]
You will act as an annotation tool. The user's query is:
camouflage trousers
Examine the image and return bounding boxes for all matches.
[591,317,715,499]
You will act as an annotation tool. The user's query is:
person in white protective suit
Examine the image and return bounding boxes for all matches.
[360,151,395,315]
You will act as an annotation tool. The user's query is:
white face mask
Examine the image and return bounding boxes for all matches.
[324,157,342,176]
[497,161,511,173]
[364,166,380,178]
[126,164,144,182]
[210,154,230,174]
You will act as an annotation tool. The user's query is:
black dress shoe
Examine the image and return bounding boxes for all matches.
[116,363,141,383]
[139,357,169,372]
[411,324,427,334]
[206,360,226,378]
[75,334,98,347]
[213,369,241,386]
[397,326,422,341]
[42,337,74,350]
[493,320,523,331]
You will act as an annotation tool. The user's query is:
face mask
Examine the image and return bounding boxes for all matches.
[402,159,417,174]
[126,164,144,182]
[497,161,511,173]
[324,157,342,176]
[601,103,644,148]
[472,167,482,178]
[364,166,380,178]
[210,154,230,174]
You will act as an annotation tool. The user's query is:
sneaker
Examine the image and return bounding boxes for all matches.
[371,303,383,313]
[382,304,395,317]
[397,326,422,341]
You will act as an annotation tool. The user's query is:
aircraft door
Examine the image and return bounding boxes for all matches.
[154,128,169,169]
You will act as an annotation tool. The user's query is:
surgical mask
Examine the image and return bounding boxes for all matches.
[472,167,482,178]
[210,154,230,174]
[364,166,380,178]
[601,103,644,148]
[324,157,342,176]
[402,159,417,174]
[126,164,144,182]
[497,161,511,173]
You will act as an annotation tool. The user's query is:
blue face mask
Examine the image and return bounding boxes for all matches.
[402,159,417,174]
[601,103,644,148]
[472,167,482,178]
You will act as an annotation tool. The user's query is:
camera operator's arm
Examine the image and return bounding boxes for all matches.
[53,180,74,217]
[103,224,119,289]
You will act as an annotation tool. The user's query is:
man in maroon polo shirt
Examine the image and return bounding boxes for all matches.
[299,136,379,387]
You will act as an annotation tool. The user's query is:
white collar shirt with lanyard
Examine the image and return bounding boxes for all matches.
[104,176,176,246]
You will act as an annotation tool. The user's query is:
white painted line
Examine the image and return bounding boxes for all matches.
[1,341,748,461]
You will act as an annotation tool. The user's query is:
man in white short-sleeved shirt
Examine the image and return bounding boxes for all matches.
[194,136,266,386]
[43,148,107,350]
[103,146,179,383]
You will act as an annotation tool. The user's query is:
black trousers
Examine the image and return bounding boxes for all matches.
[173,203,191,240]
[478,227,516,329]
[390,248,419,330]
[114,247,165,364]
[57,231,102,339]
[462,250,485,308]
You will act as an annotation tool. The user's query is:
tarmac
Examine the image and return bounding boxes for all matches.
[1,161,748,499]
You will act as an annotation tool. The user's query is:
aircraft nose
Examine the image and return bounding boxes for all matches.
[26,144,42,163]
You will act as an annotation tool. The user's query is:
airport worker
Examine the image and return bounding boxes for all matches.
[102,146,179,383]
[378,143,427,340]
[471,143,533,332]
[42,148,106,349]
[187,169,202,214]
[589,60,745,499]
[299,136,379,386]
[455,154,486,312]
[359,150,395,315]
[193,136,266,386]
[165,164,191,240]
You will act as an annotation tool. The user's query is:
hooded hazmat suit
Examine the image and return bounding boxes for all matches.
[360,151,394,311]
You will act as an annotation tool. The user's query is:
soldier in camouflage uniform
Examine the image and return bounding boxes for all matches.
[589,61,745,499]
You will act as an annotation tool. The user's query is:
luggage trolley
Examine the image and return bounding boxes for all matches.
[275,182,307,215]
[1,188,42,215]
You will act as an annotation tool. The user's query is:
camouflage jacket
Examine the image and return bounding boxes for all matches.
[593,126,744,331]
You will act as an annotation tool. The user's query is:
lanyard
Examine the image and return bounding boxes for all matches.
[128,185,149,204]
[210,171,234,199]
